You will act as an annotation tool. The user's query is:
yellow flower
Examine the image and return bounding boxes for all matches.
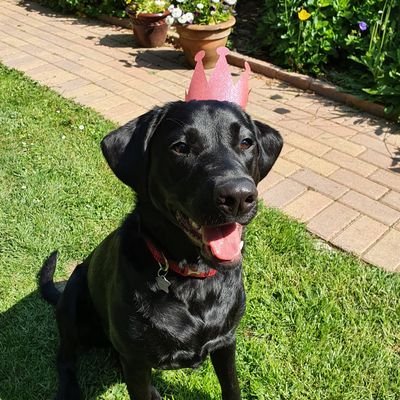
[298,9,311,21]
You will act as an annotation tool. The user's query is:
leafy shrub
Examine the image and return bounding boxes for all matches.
[257,0,400,119]
[126,0,170,14]
[38,0,126,17]
[168,0,237,25]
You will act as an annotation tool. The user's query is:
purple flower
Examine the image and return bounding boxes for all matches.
[358,21,368,31]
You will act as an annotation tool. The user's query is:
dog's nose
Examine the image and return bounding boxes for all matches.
[215,179,258,216]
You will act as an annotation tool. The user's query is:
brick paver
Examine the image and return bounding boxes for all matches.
[256,171,284,195]
[323,149,378,177]
[359,148,397,170]
[307,203,360,241]
[329,169,389,200]
[261,179,307,208]
[369,169,400,192]
[290,169,348,200]
[285,149,339,176]
[340,191,400,226]
[364,230,400,272]
[273,157,302,177]
[351,133,397,155]
[381,191,400,212]
[283,190,333,222]
[315,132,365,156]
[331,216,388,255]
[1,0,399,272]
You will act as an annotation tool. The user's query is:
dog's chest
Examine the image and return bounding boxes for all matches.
[128,274,245,370]
[152,319,235,370]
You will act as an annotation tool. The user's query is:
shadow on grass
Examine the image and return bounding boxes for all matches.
[0,290,59,400]
[0,289,212,400]
[0,289,117,400]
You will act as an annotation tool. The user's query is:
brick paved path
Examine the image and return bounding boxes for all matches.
[1,0,400,271]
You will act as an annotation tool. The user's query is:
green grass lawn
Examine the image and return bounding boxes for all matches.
[0,64,399,400]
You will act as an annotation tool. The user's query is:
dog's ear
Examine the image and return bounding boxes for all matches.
[254,120,283,181]
[101,106,167,193]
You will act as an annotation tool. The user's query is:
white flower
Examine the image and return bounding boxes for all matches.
[185,12,194,23]
[168,4,175,11]
[79,124,84,130]
[178,14,187,23]
[211,0,219,3]
[196,3,204,9]
[166,15,175,24]
[154,0,164,6]
[171,7,183,18]
[176,0,185,2]
[177,12,193,24]
[224,0,236,5]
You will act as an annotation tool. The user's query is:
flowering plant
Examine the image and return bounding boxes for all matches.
[167,0,236,25]
[126,0,170,14]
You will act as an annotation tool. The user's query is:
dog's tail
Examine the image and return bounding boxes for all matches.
[39,251,61,306]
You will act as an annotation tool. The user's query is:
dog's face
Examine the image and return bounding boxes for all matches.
[101,101,282,267]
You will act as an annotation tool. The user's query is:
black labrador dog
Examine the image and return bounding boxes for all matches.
[39,100,282,399]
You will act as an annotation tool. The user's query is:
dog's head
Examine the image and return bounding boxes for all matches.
[101,101,282,267]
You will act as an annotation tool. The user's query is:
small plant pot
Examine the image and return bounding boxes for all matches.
[176,17,236,69]
[126,9,169,48]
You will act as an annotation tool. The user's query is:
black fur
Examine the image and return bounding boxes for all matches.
[39,251,60,306]
[39,100,283,399]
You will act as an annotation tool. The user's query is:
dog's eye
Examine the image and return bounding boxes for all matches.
[240,138,254,150]
[171,142,190,155]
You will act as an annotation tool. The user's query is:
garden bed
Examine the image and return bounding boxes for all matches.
[242,0,400,122]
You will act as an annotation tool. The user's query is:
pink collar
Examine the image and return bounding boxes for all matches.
[145,238,217,279]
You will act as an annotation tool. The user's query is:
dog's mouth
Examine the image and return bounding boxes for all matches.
[176,211,243,263]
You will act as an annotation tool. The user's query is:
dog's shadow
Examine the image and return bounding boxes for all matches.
[0,290,212,400]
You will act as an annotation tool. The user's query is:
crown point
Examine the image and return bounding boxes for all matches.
[185,47,251,109]
[194,50,205,63]
[217,47,229,57]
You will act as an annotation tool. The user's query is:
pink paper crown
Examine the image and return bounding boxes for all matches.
[185,47,251,109]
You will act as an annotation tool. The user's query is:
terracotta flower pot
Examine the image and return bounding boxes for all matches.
[176,17,236,69]
[126,9,169,48]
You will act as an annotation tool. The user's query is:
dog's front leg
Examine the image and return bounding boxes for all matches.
[210,340,241,400]
[55,324,81,399]
[120,357,161,400]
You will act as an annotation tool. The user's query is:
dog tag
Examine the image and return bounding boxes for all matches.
[156,275,170,294]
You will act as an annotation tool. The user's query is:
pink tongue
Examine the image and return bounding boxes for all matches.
[203,223,243,261]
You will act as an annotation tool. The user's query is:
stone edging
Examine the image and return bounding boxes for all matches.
[98,15,392,121]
